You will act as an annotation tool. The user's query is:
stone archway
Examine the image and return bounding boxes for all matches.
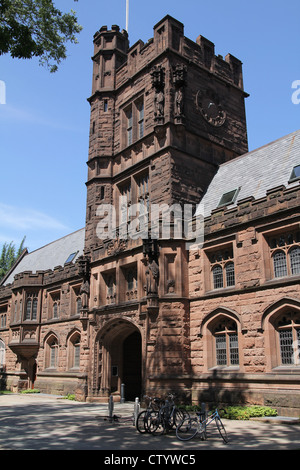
[93,319,143,401]
[122,331,142,400]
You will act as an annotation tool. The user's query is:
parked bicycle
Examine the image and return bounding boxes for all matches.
[136,395,163,433]
[149,394,189,435]
[176,408,228,443]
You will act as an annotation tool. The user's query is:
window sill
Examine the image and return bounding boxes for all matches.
[264,274,300,286]
[205,286,236,296]
[209,366,240,372]
[271,366,300,374]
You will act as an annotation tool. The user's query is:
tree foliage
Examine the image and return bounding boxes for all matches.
[0,0,82,72]
[0,236,26,281]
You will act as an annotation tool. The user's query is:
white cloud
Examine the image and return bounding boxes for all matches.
[0,203,72,252]
[0,203,69,232]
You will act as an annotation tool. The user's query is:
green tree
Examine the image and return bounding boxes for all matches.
[0,236,26,281]
[0,0,82,72]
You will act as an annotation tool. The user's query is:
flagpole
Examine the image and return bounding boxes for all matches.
[126,0,129,32]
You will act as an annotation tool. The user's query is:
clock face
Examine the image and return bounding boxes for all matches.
[196,90,226,127]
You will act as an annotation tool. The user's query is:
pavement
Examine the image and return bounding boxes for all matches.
[0,393,299,453]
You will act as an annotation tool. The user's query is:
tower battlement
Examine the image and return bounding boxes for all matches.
[90,15,245,98]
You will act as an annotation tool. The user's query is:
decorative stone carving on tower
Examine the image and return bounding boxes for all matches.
[151,66,165,125]
[143,239,160,314]
[173,64,186,124]
[77,255,91,328]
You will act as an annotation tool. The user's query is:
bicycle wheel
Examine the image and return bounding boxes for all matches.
[172,408,188,428]
[136,410,148,433]
[145,410,159,433]
[176,416,198,441]
[215,416,228,443]
[148,410,165,435]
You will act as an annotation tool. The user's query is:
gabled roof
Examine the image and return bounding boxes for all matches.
[2,228,85,286]
[197,129,300,218]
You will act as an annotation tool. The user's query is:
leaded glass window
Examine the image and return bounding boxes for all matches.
[25,295,38,321]
[273,251,287,278]
[268,230,300,278]
[216,334,227,365]
[209,246,235,290]
[214,318,239,367]
[76,297,82,314]
[279,329,294,364]
[0,339,5,367]
[212,265,223,289]
[290,246,300,275]
[49,339,58,368]
[226,262,235,287]
[276,312,300,366]
[53,302,59,319]
[229,334,239,365]
[25,299,32,320]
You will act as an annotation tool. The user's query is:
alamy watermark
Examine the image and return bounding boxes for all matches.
[291,80,300,104]
[0,80,6,105]
[95,197,204,250]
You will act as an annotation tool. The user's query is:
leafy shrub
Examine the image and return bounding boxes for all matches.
[220,405,277,420]
[20,388,40,394]
[62,393,76,401]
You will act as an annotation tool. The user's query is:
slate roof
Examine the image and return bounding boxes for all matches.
[196,129,300,218]
[3,228,85,285]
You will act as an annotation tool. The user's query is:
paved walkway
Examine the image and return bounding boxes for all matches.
[0,394,299,451]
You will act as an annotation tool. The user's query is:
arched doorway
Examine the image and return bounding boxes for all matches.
[122,331,142,400]
[94,319,143,401]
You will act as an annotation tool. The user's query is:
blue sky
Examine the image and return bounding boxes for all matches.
[0,0,299,253]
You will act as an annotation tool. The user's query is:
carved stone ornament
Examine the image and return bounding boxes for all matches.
[196,89,226,127]
[151,66,165,122]
[106,238,127,256]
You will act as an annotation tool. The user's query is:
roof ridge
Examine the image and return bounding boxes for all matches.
[219,128,300,168]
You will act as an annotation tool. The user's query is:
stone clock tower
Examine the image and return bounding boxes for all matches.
[84,15,248,255]
[83,15,248,401]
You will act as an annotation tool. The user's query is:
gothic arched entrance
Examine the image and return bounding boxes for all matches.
[93,319,143,401]
[122,331,142,400]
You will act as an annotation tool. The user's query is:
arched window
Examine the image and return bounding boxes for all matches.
[14,301,18,323]
[0,314,6,328]
[25,295,38,321]
[268,231,300,279]
[290,246,300,275]
[32,298,38,320]
[124,266,138,300]
[276,311,300,365]
[273,251,287,278]
[25,299,32,320]
[45,336,59,369]
[0,339,5,367]
[212,265,223,289]
[53,302,59,319]
[213,317,239,367]
[76,297,82,314]
[105,273,116,304]
[225,262,235,287]
[209,246,235,290]
[68,333,80,369]
[50,341,58,368]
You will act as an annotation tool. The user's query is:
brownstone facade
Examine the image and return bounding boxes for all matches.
[0,16,299,416]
